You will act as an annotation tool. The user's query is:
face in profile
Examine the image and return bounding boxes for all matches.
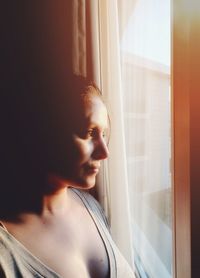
[54,93,109,190]
[71,94,109,189]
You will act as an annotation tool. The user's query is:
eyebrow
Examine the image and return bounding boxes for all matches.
[85,121,109,130]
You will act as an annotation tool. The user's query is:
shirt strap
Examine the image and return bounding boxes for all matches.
[0,221,8,231]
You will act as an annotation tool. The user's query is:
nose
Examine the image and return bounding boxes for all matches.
[92,137,109,160]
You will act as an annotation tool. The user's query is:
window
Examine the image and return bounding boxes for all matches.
[119,1,172,277]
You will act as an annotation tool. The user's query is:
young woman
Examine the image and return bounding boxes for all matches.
[0,74,135,277]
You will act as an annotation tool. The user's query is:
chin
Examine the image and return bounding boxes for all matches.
[77,182,96,190]
[73,176,96,190]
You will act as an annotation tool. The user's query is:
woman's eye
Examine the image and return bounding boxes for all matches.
[85,128,107,140]
[86,129,96,138]
[87,129,94,137]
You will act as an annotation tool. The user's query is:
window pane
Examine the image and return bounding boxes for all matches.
[118,0,172,277]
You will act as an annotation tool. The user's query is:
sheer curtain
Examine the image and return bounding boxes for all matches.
[96,0,134,267]
[94,0,137,268]
[118,1,172,277]
[90,0,172,277]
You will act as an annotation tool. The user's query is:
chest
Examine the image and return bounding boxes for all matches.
[35,216,110,278]
[5,208,110,278]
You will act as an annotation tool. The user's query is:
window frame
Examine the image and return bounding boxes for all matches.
[173,1,191,277]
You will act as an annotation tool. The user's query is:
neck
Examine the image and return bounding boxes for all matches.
[42,187,69,216]
[0,175,74,221]
[40,174,72,216]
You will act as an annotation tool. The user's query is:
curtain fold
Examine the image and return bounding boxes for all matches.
[72,0,87,76]
[95,0,134,267]
[71,0,98,79]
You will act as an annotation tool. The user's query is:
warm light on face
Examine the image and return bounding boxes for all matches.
[55,95,109,190]
[71,95,109,189]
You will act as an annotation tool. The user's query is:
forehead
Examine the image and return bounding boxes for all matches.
[82,95,108,128]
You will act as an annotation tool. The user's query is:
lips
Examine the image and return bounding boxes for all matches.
[84,163,100,174]
[87,167,99,174]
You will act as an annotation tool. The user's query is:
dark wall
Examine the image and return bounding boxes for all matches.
[0,2,73,91]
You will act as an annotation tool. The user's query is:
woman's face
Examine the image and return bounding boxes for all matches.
[59,94,109,190]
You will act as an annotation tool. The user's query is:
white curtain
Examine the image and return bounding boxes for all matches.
[92,0,134,267]
[118,1,172,277]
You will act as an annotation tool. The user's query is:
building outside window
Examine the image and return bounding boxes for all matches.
[119,0,172,276]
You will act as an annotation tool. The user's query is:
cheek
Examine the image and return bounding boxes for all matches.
[73,139,93,164]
